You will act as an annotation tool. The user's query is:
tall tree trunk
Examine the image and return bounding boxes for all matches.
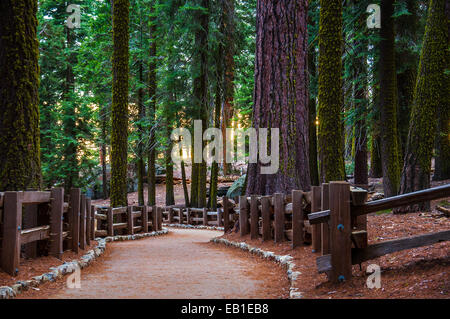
[137,60,145,206]
[317,0,345,183]
[192,0,209,207]
[100,105,109,198]
[379,0,401,197]
[221,0,235,176]
[190,143,199,207]
[398,0,448,212]
[0,0,41,191]
[433,0,450,181]
[110,0,130,207]
[147,3,157,206]
[246,0,310,195]
[308,24,319,187]
[63,27,78,191]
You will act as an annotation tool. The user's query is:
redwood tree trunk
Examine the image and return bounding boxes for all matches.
[398,0,448,212]
[246,0,310,195]
[110,0,130,207]
[379,0,401,197]
[0,0,41,191]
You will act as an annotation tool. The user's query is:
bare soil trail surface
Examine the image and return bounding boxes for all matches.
[18,228,289,299]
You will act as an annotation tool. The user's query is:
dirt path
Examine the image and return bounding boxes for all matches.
[19,228,289,299]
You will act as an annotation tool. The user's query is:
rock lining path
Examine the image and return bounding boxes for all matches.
[20,228,288,299]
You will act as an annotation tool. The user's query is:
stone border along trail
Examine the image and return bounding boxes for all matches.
[18,228,290,299]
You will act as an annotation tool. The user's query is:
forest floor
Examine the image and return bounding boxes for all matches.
[220,179,450,299]
[14,228,289,299]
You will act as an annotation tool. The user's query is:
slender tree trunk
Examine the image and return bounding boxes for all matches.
[379,0,401,197]
[246,0,310,195]
[63,27,78,191]
[190,143,199,207]
[0,0,41,191]
[221,0,235,176]
[317,0,345,183]
[180,157,190,206]
[147,3,157,206]
[192,0,209,207]
[110,0,130,207]
[137,59,145,206]
[433,0,450,181]
[100,103,109,198]
[308,42,319,187]
[398,0,448,212]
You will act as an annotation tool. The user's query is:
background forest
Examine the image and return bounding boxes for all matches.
[1,0,449,211]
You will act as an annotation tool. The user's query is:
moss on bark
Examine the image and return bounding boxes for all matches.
[398,0,448,212]
[110,0,130,207]
[0,0,41,191]
[317,0,345,183]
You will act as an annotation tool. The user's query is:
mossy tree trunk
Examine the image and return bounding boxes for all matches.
[379,0,401,197]
[147,4,157,206]
[308,27,319,187]
[317,0,345,183]
[398,0,448,212]
[0,0,41,191]
[246,0,310,195]
[110,0,130,207]
[433,0,450,181]
[221,0,235,176]
[192,0,209,208]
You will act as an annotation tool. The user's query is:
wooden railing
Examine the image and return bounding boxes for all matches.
[307,182,450,283]
[94,205,162,237]
[0,188,94,276]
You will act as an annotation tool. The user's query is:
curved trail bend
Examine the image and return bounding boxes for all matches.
[22,228,289,299]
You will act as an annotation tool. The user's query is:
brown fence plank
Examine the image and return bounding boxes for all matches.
[142,205,148,233]
[250,196,259,240]
[203,208,208,226]
[329,181,352,283]
[311,186,322,252]
[79,194,87,250]
[157,207,162,230]
[127,206,134,235]
[107,207,114,236]
[86,198,91,245]
[321,184,330,255]
[274,193,284,243]
[292,190,304,248]
[239,196,249,236]
[90,205,95,239]
[223,196,229,232]
[70,188,81,253]
[261,196,271,241]
[50,188,64,258]
[1,192,22,276]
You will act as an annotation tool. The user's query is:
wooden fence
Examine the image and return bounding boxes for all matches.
[160,197,236,231]
[0,188,94,276]
[236,190,315,247]
[307,182,450,283]
[94,205,162,237]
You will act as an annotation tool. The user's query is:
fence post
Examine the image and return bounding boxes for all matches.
[90,205,95,239]
[152,205,157,231]
[223,196,229,232]
[107,207,114,236]
[329,181,352,283]
[79,194,86,250]
[239,196,249,236]
[203,208,208,226]
[85,198,91,245]
[50,187,64,258]
[261,196,271,241]
[127,206,134,235]
[186,207,191,225]
[311,186,322,252]
[70,188,81,253]
[1,192,22,276]
[168,207,173,224]
[217,208,223,227]
[157,207,162,230]
[274,193,285,243]
[179,207,184,224]
[321,184,330,255]
[250,196,259,239]
[292,190,304,248]
[142,205,148,233]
